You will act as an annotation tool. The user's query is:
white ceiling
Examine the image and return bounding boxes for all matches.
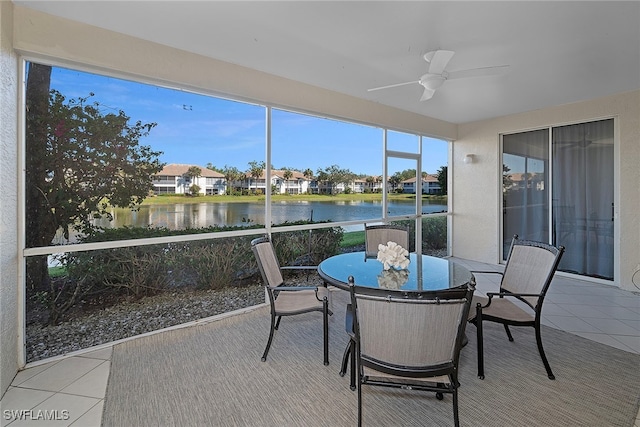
[15,1,640,124]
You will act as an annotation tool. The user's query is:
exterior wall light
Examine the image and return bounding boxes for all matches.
[463,154,475,164]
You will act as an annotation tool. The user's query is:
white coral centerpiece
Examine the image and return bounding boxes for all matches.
[377,268,409,289]
[376,241,410,270]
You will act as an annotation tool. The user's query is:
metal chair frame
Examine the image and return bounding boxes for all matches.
[251,236,332,365]
[348,277,475,427]
[340,223,411,383]
[468,234,565,379]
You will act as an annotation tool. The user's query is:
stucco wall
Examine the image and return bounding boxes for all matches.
[453,90,640,291]
[0,0,19,398]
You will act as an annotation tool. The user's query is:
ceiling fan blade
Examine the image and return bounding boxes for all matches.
[426,50,455,75]
[368,80,419,92]
[420,87,436,101]
[446,65,510,80]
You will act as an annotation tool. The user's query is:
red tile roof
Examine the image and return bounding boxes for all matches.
[156,164,224,178]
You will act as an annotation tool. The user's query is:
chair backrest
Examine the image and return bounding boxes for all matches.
[350,281,474,376]
[501,235,565,309]
[364,224,410,257]
[251,236,284,289]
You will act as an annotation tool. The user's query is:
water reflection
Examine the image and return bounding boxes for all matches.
[91,200,447,230]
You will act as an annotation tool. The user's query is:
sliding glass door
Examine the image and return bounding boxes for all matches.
[552,119,614,279]
[502,119,614,280]
[502,129,549,256]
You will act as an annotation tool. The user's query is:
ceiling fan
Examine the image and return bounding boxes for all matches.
[368,50,510,101]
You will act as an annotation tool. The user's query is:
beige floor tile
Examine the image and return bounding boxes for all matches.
[611,334,640,353]
[4,393,99,427]
[543,314,604,334]
[11,363,57,387]
[18,358,103,393]
[60,361,110,399]
[572,331,636,352]
[69,400,103,427]
[78,347,112,361]
[0,387,54,411]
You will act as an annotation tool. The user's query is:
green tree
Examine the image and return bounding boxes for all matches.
[436,166,448,195]
[25,62,164,290]
[247,160,265,194]
[388,172,403,192]
[303,168,314,194]
[503,164,514,190]
[184,166,202,195]
[317,165,354,195]
[222,165,242,195]
[205,163,222,173]
[303,168,314,179]
[282,169,293,193]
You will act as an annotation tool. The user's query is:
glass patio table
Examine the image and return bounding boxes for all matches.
[318,252,475,293]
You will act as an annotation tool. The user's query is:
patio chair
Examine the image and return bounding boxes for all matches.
[468,234,565,379]
[340,224,409,382]
[348,276,475,427]
[251,236,332,365]
[340,223,411,383]
[364,223,410,257]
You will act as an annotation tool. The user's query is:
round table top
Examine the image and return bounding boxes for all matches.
[318,252,474,292]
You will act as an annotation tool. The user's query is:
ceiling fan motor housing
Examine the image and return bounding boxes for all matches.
[420,73,446,90]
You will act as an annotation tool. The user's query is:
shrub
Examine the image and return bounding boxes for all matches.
[271,221,343,265]
[391,216,447,253]
[45,221,343,324]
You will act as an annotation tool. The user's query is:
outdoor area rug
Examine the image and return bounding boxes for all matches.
[102,290,640,426]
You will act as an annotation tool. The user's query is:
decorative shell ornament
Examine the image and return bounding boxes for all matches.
[377,268,409,289]
[376,241,410,270]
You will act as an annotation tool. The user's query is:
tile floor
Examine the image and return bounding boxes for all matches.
[1,258,639,427]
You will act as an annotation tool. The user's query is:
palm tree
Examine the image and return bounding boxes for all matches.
[248,161,265,194]
[184,166,202,195]
[222,165,241,195]
[283,169,293,193]
[303,168,313,179]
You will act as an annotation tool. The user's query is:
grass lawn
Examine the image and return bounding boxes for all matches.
[340,230,365,248]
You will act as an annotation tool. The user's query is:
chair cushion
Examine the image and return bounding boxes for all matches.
[363,367,451,386]
[468,295,535,323]
[274,287,330,314]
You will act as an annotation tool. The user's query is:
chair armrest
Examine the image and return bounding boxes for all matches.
[273,285,327,303]
[470,270,504,276]
[479,291,542,310]
[273,285,319,292]
[487,291,543,299]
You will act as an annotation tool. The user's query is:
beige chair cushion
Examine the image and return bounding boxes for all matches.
[274,286,331,314]
[469,295,534,323]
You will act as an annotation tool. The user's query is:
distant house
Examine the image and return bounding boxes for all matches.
[240,170,311,194]
[364,176,383,193]
[152,164,226,195]
[505,172,545,191]
[349,178,366,193]
[401,174,442,194]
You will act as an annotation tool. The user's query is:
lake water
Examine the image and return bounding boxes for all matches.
[92,200,447,230]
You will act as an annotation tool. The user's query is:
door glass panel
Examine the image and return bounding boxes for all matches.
[502,129,549,259]
[552,119,614,279]
[386,156,419,218]
[387,130,419,153]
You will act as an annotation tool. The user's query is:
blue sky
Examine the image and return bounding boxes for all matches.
[49,65,448,176]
